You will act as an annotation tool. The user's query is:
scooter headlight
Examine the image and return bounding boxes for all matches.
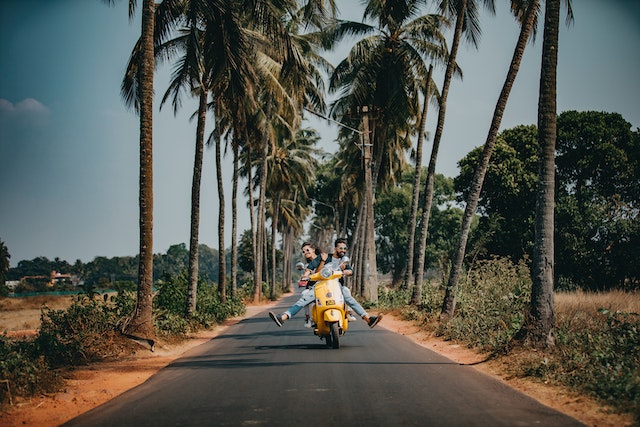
[320,266,333,279]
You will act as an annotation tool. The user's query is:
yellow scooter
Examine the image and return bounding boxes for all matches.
[308,263,350,349]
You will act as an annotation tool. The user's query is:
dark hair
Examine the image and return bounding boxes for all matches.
[334,238,348,247]
[301,241,316,250]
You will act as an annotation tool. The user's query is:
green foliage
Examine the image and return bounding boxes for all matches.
[375,170,462,285]
[436,257,532,352]
[195,281,246,324]
[35,296,135,367]
[456,112,640,290]
[555,111,640,290]
[384,257,639,419]
[455,125,538,261]
[553,309,640,417]
[510,308,640,420]
[5,242,229,290]
[0,335,62,402]
[379,286,413,309]
[2,270,247,404]
[154,272,246,333]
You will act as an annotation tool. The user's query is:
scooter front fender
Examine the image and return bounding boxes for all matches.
[324,309,342,323]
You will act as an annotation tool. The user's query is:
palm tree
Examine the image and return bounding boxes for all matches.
[517,0,572,349]
[262,127,321,298]
[150,0,259,311]
[441,0,540,317]
[403,64,441,290]
[326,0,449,301]
[156,23,210,315]
[242,0,333,300]
[103,0,158,339]
[412,0,493,306]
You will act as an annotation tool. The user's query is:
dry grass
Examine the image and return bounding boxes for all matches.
[555,290,640,332]
[556,289,640,314]
[0,295,75,332]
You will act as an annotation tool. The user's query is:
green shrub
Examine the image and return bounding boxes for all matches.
[553,308,640,418]
[3,274,248,405]
[154,273,246,330]
[35,296,135,367]
[379,286,412,309]
[196,282,245,323]
[436,257,531,352]
[0,335,62,402]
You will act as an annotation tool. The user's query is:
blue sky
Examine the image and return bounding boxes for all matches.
[1,0,638,267]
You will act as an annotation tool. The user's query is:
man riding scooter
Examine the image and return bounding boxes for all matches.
[269,238,383,329]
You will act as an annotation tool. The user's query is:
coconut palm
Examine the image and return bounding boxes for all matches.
[155,23,211,314]
[261,127,321,298]
[241,0,334,299]
[517,0,572,349]
[441,0,541,317]
[326,0,450,301]
[147,0,259,310]
[412,0,494,306]
[102,0,159,339]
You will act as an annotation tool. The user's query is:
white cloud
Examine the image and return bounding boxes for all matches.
[0,98,50,126]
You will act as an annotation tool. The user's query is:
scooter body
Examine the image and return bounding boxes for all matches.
[309,267,349,348]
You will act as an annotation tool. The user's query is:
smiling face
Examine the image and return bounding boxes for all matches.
[302,244,316,261]
[334,243,347,258]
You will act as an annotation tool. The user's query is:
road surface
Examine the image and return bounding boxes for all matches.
[63,294,584,426]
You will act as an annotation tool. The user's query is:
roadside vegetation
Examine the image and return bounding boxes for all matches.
[378,257,640,422]
[0,275,247,406]
[0,0,637,423]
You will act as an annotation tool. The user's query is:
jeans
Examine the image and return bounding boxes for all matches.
[284,285,368,319]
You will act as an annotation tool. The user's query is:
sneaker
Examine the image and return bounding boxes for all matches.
[368,314,383,328]
[348,314,357,321]
[304,318,313,328]
[269,311,284,327]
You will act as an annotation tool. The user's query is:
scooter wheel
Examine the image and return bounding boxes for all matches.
[324,334,333,348]
[330,322,340,349]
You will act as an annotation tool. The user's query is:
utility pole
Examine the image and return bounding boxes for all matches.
[362,106,378,302]
[304,106,378,302]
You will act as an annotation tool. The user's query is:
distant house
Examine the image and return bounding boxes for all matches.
[20,270,80,288]
[5,280,20,291]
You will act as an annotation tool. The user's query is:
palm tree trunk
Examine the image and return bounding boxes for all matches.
[215,118,226,302]
[404,65,433,290]
[521,0,559,349]
[246,142,260,302]
[128,0,155,339]
[255,105,271,302]
[414,0,467,303]
[231,137,239,298]
[441,0,539,318]
[351,199,365,296]
[270,198,279,300]
[187,89,208,314]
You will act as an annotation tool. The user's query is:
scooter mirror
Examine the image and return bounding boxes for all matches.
[341,256,350,263]
[295,262,305,271]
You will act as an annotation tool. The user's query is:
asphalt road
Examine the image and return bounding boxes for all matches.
[63,294,585,427]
